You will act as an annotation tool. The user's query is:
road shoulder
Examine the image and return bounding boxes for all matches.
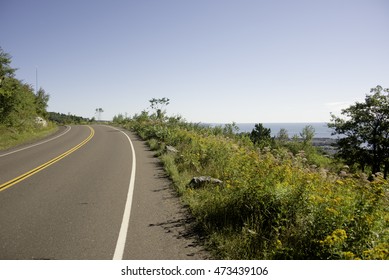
[123,131,210,260]
[0,125,64,154]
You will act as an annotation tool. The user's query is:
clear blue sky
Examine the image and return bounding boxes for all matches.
[1,0,388,123]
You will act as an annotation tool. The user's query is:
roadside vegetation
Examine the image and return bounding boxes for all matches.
[0,123,57,151]
[0,47,57,150]
[48,112,91,125]
[0,47,92,150]
[113,92,388,260]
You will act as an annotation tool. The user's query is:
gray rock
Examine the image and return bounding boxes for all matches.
[188,176,223,188]
[166,145,178,153]
[35,117,48,127]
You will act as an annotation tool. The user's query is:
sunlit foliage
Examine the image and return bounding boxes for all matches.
[113,103,389,260]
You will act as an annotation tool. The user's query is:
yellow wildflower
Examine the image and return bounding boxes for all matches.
[326,207,339,215]
[320,229,347,246]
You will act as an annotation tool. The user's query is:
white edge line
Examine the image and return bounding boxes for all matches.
[112,126,136,260]
[0,125,72,158]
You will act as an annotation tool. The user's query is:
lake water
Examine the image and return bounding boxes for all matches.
[212,123,336,138]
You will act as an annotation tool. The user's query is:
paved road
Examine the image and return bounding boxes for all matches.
[0,125,207,260]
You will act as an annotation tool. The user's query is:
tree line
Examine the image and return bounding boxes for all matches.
[0,47,49,131]
[47,112,91,125]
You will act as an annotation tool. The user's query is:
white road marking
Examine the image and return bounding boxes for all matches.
[111,126,137,260]
[0,126,72,158]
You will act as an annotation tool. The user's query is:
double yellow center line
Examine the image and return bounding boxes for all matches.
[0,126,95,193]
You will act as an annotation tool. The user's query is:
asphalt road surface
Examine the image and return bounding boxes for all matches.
[0,125,208,260]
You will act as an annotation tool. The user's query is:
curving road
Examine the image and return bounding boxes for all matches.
[0,125,207,260]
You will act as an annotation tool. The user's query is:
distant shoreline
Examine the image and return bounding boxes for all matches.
[311,137,337,155]
[204,122,336,139]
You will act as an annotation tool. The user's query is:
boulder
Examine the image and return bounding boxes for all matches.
[188,176,223,188]
[35,117,48,127]
[166,145,178,153]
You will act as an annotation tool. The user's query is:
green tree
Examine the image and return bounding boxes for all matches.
[0,48,18,123]
[0,47,16,85]
[277,128,289,143]
[149,97,170,120]
[223,122,239,136]
[0,77,18,124]
[329,85,389,178]
[35,87,50,118]
[2,80,37,128]
[1,47,51,130]
[250,123,271,146]
[300,125,315,146]
[113,113,126,124]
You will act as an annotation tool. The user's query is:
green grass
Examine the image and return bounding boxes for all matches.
[0,123,58,151]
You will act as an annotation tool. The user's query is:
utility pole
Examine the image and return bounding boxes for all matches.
[35,67,38,94]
